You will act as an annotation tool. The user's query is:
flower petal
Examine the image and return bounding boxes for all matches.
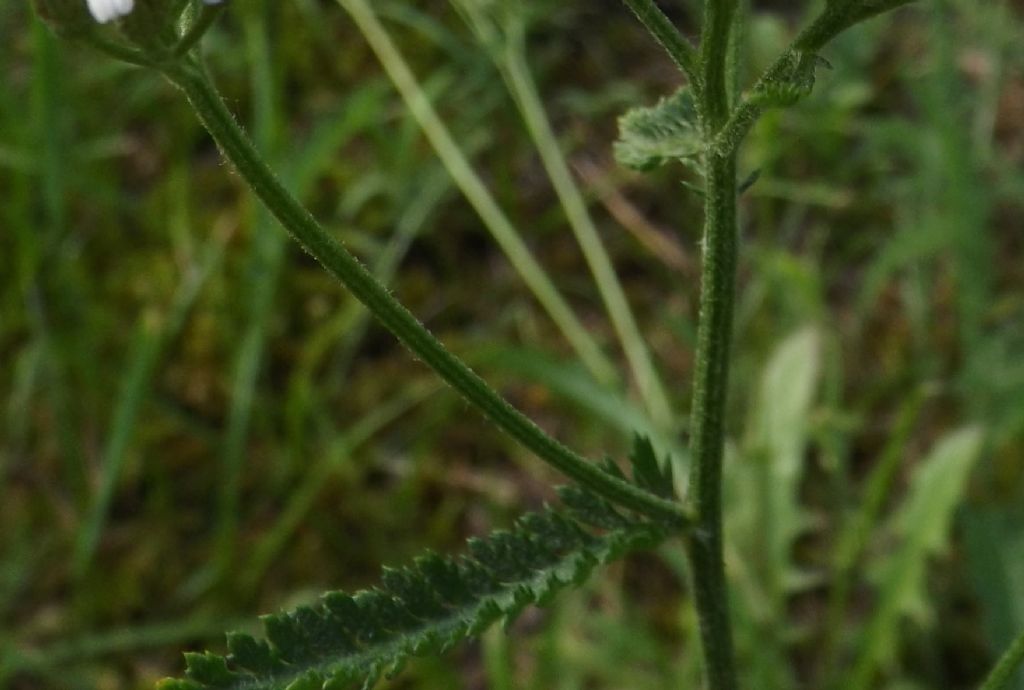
[85,0,133,23]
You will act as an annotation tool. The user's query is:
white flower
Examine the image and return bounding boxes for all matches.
[86,0,133,23]
[86,0,225,24]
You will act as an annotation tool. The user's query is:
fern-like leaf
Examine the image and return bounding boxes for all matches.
[158,484,676,690]
[613,88,702,173]
[751,51,829,108]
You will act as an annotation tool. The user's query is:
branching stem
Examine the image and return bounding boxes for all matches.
[162,59,688,526]
[713,0,918,155]
[619,0,700,89]
[686,2,741,688]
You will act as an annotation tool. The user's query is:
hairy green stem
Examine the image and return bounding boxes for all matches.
[163,59,687,525]
[687,2,741,685]
[686,150,739,690]
[699,0,738,129]
[173,3,226,57]
[713,0,918,155]
[619,0,700,88]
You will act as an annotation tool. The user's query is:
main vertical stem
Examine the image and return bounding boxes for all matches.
[688,1,740,683]
[687,151,739,690]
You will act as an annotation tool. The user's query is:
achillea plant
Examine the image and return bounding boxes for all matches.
[30,0,1024,688]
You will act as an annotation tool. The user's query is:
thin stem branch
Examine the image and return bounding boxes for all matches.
[712,0,918,155]
[699,0,738,130]
[163,59,688,525]
[619,0,700,88]
[173,3,227,57]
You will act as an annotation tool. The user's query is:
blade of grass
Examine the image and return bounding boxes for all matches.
[472,344,688,473]
[483,627,515,690]
[29,18,89,505]
[214,0,287,583]
[3,343,43,472]
[2,616,248,680]
[72,222,232,579]
[285,164,453,453]
[454,3,674,430]
[849,426,985,690]
[337,0,618,386]
[254,159,454,592]
[729,328,821,690]
[241,380,439,593]
[822,383,931,681]
[980,630,1024,690]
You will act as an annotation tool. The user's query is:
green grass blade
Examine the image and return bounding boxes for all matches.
[337,0,618,386]
[499,20,674,430]
[241,381,439,593]
[727,327,821,689]
[823,384,930,676]
[980,631,1024,690]
[473,344,687,472]
[73,228,230,578]
[849,426,985,690]
[214,0,288,580]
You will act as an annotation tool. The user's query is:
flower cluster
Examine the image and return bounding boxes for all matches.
[86,0,225,24]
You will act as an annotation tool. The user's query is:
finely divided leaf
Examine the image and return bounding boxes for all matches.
[751,51,827,108]
[159,498,673,690]
[629,435,674,499]
[613,88,701,172]
[850,427,985,689]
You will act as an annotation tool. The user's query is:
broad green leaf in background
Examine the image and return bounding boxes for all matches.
[745,327,822,595]
[851,426,985,689]
[725,328,821,689]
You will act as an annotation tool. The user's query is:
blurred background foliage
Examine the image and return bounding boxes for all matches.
[1,0,1022,688]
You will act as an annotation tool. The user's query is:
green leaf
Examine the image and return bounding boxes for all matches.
[629,435,675,500]
[751,51,827,108]
[850,426,985,689]
[160,497,674,690]
[731,327,822,596]
[724,328,821,689]
[613,88,701,172]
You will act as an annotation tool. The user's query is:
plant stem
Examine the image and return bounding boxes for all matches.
[686,151,739,690]
[687,2,740,686]
[699,0,738,128]
[712,0,918,155]
[619,0,700,88]
[163,59,688,525]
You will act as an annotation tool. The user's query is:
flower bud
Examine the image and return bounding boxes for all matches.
[119,0,229,55]
[86,0,135,24]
